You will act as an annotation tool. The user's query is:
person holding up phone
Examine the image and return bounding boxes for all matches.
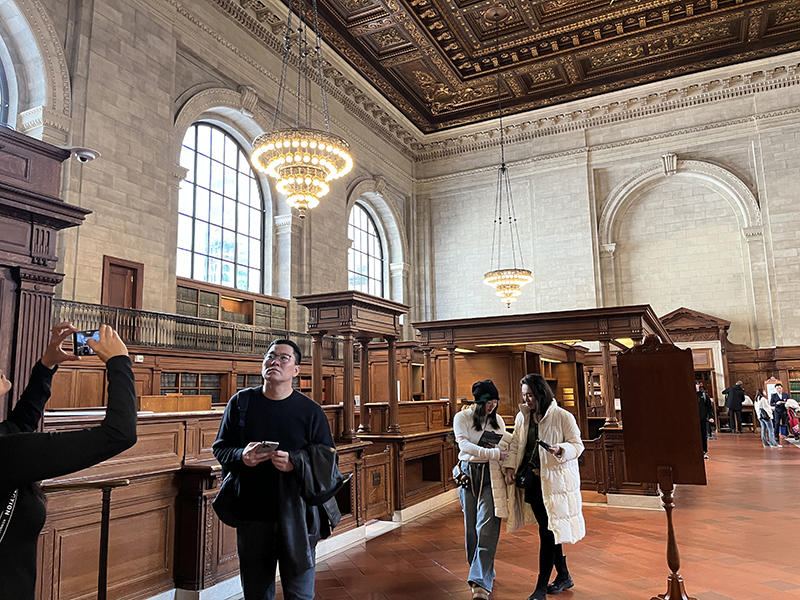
[452,380,512,600]
[504,374,585,600]
[0,323,138,599]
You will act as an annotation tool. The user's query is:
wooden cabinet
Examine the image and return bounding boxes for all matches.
[175,277,288,328]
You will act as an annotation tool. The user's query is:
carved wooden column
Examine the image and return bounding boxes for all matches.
[422,348,432,401]
[446,346,457,425]
[311,332,325,404]
[357,337,371,434]
[341,332,357,442]
[386,335,400,433]
[601,340,620,428]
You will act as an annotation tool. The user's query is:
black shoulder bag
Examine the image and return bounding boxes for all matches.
[212,390,251,528]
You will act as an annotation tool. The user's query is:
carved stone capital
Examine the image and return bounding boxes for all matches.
[742,225,763,241]
[600,243,616,257]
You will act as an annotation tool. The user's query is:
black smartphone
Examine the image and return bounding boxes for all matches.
[536,439,552,452]
[73,330,100,356]
[255,441,279,455]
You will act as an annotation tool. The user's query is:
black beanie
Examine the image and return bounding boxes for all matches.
[471,379,499,404]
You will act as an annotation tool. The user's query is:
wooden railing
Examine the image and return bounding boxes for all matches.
[52,299,347,360]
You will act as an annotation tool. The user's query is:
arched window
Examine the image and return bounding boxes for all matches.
[177,123,264,293]
[348,203,384,297]
[0,54,9,126]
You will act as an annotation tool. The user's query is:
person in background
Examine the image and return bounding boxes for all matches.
[504,374,585,600]
[696,382,714,458]
[700,384,717,440]
[452,379,511,600]
[723,381,745,434]
[0,323,138,600]
[770,383,790,444]
[754,388,779,448]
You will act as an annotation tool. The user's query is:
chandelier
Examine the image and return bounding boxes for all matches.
[250,0,353,218]
[482,6,532,307]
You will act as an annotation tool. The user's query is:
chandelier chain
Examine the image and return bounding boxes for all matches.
[312,0,332,131]
[273,9,294,131]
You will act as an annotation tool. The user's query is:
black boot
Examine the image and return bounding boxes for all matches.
[527,574,549,600]
[547,555,574,595]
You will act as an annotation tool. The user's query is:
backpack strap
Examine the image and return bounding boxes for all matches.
[235,389,252,446]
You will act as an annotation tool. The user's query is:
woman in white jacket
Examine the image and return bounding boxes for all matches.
[453,380,512,600]
[504,374,585,600]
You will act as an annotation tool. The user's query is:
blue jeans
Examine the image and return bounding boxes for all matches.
[459,461,501,592]
[759,418,777,446]
[236,521,316,600]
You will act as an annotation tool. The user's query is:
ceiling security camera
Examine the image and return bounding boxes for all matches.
[57,146,101,163]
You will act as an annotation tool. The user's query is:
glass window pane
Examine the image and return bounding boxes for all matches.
[223,229,235,261]
[210,160,223,194]
[250,180,260,207]
[177,249,192,277]
[178,181,193,216]
[250,208,261,238]
[194,254,208,282]
[224,166,237,197]
[250,239,261,269]
[211,128,225,160]
[196,155,210,188]
[239,151,250,173]
[249,268,260,293]
[209,225,222,258]
[209,194,223,225]
[197,125,211,156]
[225,136,238,166]
[182,128,195,151]
[221,261,233,286]
[195,220,208,254]
[237,233,248,265]
[177,214,193,250]
[238,172,250,204]
[195,188,209,222]
[180,147,194,183]
[236,265,248,289]
[208,258,221,284]
[238,202,249,234]
[223,198,236,230]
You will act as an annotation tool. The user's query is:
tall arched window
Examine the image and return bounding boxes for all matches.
[348,203,384,297]
[177,123,264,293]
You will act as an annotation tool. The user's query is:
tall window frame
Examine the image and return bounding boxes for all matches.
[177,123,265,294]
[0,57,9,126]
[348,203,385,297]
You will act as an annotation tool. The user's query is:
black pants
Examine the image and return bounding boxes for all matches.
[700,418,708,453]
[774,410,787,440]
[729,408,742,433]
[525,476,564,588]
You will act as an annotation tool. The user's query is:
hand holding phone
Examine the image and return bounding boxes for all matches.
[537,439,554,453]
[255,441,279,455]
[73,330,100,356]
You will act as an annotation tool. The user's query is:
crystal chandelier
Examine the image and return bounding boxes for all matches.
[482,6,532,307]
[250,0,353,218]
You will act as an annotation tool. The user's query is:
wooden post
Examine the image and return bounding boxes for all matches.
[652,466,696,600]
[357,336,371,434]
[422,347,432,401]
[341,332,357,442]
[311,332,325,404]
[386,335,401,433]
[447,346,457,425]
[601,340,619,428]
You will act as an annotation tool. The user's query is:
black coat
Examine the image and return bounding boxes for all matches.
[723,384,745,410]
[697,390,714,419]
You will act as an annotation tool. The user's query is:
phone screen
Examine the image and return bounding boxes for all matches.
[256,441,279,454]
[73,330,100,356]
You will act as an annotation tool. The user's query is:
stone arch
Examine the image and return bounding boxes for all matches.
[0,0,72,142]
[346,176,409,306]
[599,159,761,247]
[173,86,279,293]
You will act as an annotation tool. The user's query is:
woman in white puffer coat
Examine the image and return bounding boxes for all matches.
[504,373,585,600]
[453,379,512,600]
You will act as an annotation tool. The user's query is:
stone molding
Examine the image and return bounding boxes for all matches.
[598,159,762,247]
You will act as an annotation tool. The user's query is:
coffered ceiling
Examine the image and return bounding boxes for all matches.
[268,0,800,132]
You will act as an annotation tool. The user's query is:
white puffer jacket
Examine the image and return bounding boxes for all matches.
[453,405,513,519]
[505,399,585,544]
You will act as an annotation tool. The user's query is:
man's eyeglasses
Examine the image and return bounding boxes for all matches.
[265,353,294,365]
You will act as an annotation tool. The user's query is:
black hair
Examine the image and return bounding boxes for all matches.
[472,399,501,431]
[520,373,554,418]
[267,339,302,365]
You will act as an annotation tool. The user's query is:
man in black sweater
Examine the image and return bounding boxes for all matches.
[213,340,334,600]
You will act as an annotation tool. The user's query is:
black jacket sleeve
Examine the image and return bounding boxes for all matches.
[0,356,138,489]
[0,361,56,435]
[212,392,245,472]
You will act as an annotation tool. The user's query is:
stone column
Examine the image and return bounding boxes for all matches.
[357,337,371,434]
[386,335,400,433]
[446,346,457,425]
[341,332,357,442]
[311,332,325,404]
[601,340,620,428]
[599,243,618,307]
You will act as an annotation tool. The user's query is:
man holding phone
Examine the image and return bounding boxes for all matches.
[212,340,334,600]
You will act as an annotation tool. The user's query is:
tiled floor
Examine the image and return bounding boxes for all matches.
[279,434,800,600]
